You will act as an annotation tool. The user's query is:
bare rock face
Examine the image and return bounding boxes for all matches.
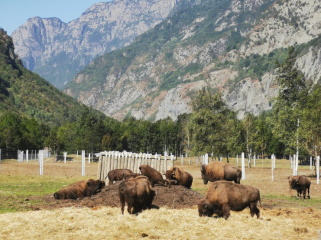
[12,0,180,89]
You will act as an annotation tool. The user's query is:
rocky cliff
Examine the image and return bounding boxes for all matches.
[12,0,180,89]
[64,0,321,121]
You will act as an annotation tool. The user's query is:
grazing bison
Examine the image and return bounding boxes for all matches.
[107,169,133,185]
[139,165,171,187]
[119,176,156,214]
[288,175,311,199]
[197,181,261,220]
[170,167,193,188]
[201,161,242,184]
[54,179,104,199]
[163,170,179,185]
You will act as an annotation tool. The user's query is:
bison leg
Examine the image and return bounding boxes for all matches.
[307,186,311,199]
[250,203,260,218]
[222,204,230,220]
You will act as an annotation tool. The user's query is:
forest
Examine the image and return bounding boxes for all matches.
[1,47,321,160]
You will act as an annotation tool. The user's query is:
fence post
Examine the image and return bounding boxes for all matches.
[26,150,28,162]
[88,153,91,164]
[254,154,256,168]
[64,152,67,164]
[82,150,85,176]
[293,154,296,176]
[241,152,245,180]
[316,156,320,185]
[97,154,102,180]
[310,156,312,170]
[39,150,43,175]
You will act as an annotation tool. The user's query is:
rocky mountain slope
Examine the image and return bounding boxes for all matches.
[12,0,181,89]
[64,0,321,121]
[0,29,102,126]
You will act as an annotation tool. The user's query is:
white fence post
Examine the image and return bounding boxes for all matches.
[253,154,256,168]
[317,156,320,185]
[272,154,274,181]
[293,154,296,176]
[205,153,209,165]
[88,153,91,164]
[64,152,67,164]
[82,150,85,176]
[241,152,245,180]
[26,150,28,162]
[39,150,43,175]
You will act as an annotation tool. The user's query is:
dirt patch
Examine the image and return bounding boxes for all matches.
[29,182,204,211]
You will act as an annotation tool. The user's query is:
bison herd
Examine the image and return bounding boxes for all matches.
[53,161,312,220]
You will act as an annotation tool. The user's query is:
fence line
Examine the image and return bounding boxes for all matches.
[97,151,174,183]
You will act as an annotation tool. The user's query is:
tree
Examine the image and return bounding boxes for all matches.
[271,46,308,155]
[189,87,234,158]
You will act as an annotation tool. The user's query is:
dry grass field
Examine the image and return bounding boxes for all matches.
[0,155,321,239]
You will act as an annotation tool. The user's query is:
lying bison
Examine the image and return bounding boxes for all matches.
[107,169,133,185]
[201,161,242,184]
[54,179,105,199]
[197,181,261,220]
[163,170,179,185]
[123,173,142,180]
[119,175,156,214]
[288,175,311,199]
[169,167,193,188]
[139,165,171,187]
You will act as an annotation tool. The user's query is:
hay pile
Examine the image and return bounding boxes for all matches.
[0,207,320,239]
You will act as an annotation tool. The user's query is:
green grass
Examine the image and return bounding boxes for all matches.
[0,175,84,214]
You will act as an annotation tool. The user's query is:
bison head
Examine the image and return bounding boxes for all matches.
[200,165,208,184]
[197,199,213,217]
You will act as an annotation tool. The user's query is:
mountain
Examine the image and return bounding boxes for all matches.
[0,29,100,126]
[11,0,182,89]
[63,0,321,121]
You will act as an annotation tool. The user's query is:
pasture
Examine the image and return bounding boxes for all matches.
[0,156,320,239]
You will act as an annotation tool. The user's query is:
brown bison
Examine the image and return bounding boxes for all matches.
[119,175,156,214]
[288,175,311,199]
[201,161,242,184]
[163,170,179,185]
[169,167,193,188]
[123,173,143,180]
[139,165,171,187]
[107,169,133,185]
[197,181,261,220]
[54,179,105,199]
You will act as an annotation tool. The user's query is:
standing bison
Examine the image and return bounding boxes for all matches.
[139,165,171,187]
[170,167,193,188]
[197,181,261,219]
[288,175,311,199]
[119,176,156,214]
[107,169,133,185]
[54,179,105,199]
[201,161,242,184]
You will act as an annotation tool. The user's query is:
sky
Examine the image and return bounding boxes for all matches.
[0,0,112,35]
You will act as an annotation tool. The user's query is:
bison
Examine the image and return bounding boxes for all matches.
[119,175,156,214]
[107,169,133,185]
[197,181,261,220]
[123,173,143,180]
[288,175,311,199]
[163,170,179,185]
[54,179,105,199]
[170,167,193,188]
[201,161,242,184]
[139,165,171,187]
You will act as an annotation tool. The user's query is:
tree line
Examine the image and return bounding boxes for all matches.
[1,47,320,160]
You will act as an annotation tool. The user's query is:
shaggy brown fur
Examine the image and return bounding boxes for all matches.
[201,161,242,184]
[169,167,193,188]
[197,181,261,220]
[288,175,311,199]
[163,170,178,185]
[119,176,155,214]
[139,165,171,187]
[54,179,104,199]
[107,169,133,185]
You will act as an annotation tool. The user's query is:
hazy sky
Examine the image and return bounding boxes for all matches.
[0,0,112,35]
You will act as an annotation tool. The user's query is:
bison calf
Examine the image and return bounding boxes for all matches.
[197,181,261,220]
[288,175,311,199]
[139,165,170,187]
[170,167,193,188]
[107,169,133,185]
[119,176,155,214]
[201,161,242,184]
